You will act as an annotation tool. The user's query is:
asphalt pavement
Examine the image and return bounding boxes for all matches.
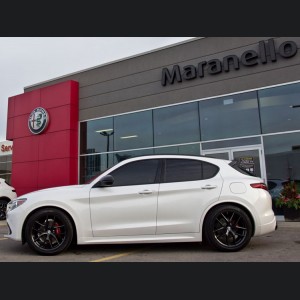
[1,217,300,262]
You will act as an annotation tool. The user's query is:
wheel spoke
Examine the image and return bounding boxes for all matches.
[35,221,45,227]
[33,233,47,243]
[229,212,235,222]
[45,215,49,230]
[236,225,247,230]
[49,233,60,245]
[216,217,225,226]
[214,226,226,233]
[221,213,229,223]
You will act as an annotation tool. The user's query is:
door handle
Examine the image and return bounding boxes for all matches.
[201,185,217,190]
[138,189,153,195]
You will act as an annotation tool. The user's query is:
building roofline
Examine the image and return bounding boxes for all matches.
[24,37,203,90]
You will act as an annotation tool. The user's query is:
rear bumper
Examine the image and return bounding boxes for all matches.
[255,215,277,236]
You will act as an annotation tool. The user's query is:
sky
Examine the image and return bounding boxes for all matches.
[0,37,193,141]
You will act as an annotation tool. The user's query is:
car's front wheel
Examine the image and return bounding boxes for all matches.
[0,199,8,220]
[24,208,73,255]
[204,205,253,252]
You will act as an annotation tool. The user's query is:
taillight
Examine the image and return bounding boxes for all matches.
[250,183,268,191]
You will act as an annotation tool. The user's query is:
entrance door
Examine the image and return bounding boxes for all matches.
[202,146,266,181]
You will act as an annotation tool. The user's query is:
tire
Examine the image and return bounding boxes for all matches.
[0,199,8,220]
[204,205,253,252]
[24,208,73,255]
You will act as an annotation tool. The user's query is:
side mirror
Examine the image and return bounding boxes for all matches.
[93,175,114,188]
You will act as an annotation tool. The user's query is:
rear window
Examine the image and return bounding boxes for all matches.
[229,160,255,176]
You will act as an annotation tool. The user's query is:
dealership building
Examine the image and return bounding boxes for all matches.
[5,37,300,207]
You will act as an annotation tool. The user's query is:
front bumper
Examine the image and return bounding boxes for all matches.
[4,209,24,242]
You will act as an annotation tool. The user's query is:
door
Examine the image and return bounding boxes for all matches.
[89,159,160,237]
[156,158,223,234]
[202,146,266,181]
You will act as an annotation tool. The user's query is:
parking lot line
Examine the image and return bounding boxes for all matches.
[0,238,8,241]
[89,250,138,262]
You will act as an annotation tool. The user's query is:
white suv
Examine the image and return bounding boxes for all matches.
[0,178,17,220]
[5,155,276,255]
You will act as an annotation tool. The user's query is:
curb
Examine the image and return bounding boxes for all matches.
[276,221,300,228]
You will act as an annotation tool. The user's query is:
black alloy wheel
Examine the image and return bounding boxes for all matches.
[204,205,253,252]
[24,208,73,255]
[0,199,8,220]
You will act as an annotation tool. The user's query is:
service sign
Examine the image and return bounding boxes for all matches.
[0,141,13,156]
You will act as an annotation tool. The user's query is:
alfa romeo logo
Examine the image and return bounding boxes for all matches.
[28,107,49,134]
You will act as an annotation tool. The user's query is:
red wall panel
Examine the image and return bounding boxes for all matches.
[13,115,33,139]
[12,162,39,192]
[37,159,73,189]
[7,80,79,196]
[41,81,78,108]
[7,97,15,119]
[6,117,14,141]
[14,90,41,117]
[38,130,76,160]
[12,136,39,163]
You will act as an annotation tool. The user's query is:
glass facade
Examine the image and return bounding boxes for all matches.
[153,102,200,146]
[259,83,300,134]
[114,111,153,150]
[199,92,261,140]
[263,132,300,181]
[0,154,12,184]
[79,80,300,205]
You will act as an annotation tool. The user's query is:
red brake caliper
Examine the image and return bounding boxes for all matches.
[54,222,61,236]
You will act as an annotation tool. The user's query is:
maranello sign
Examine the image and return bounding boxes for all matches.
[161,39,298,86]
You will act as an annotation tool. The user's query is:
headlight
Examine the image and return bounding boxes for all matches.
[6,198,27,213]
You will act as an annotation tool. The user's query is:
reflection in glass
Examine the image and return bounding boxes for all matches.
[114,111,153,151]
[153,102,200,146]
[204,152,230,160]
[154,143,200,156]
[80,153,114,184]
[232,149,261,177]
[80,117,114,154]
[201,137,261,150]
[259,82,300,134]
[114,149,154,164]
[199,92,261,140]
[264,132,300,181]
[0,155,12,185]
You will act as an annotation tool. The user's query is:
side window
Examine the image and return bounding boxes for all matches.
[202,161,219,179]
[163,159,219,183]
[109,159,160,187]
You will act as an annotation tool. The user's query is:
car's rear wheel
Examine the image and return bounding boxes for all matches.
[0,199,8,220]
[24,208,73,255]
[204,205,253,252]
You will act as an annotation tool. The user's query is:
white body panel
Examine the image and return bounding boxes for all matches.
[156,174,223,234]
[0,178,17,201]
[90,184,159,236]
